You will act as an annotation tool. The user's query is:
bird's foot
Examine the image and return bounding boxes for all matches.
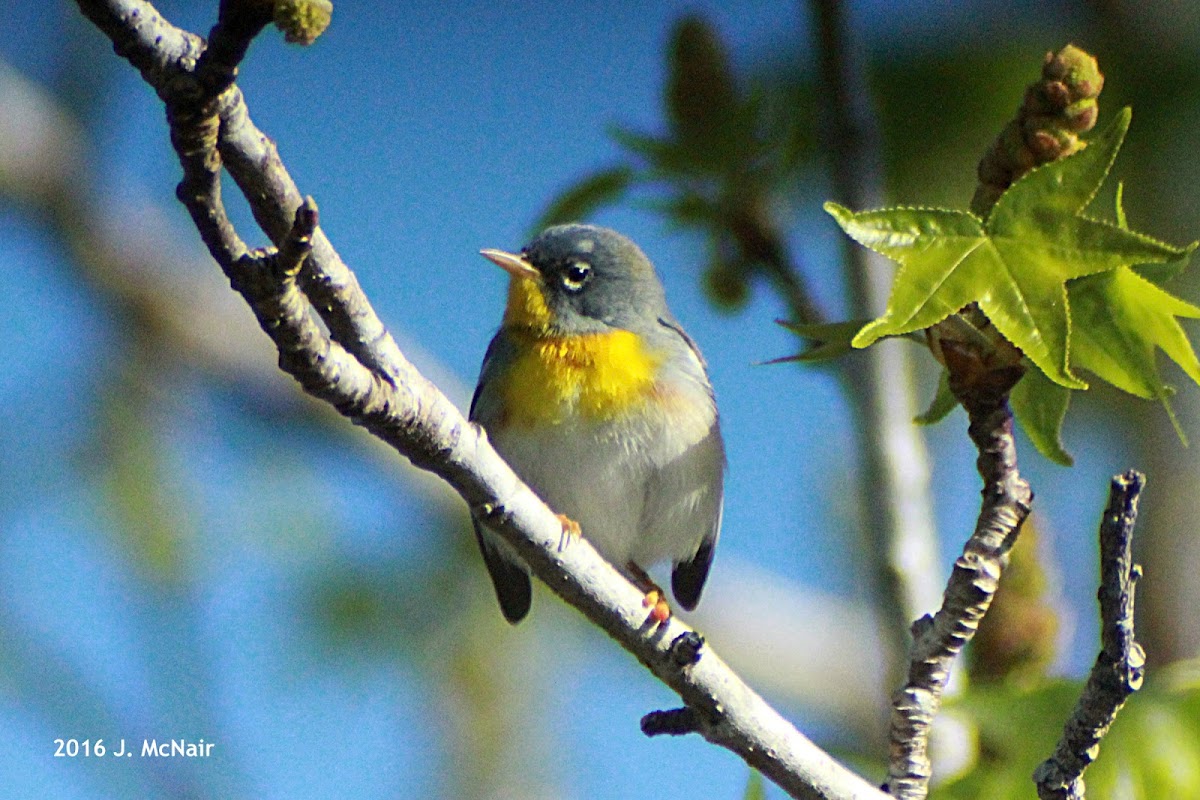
[642,589,672,624]
[627,561,671,625]
[556,513,581,551]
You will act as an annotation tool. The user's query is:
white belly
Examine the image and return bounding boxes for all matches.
[491,396,718,569]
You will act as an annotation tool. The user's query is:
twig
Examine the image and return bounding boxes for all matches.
[886,369,1033,799]
[809,0,943,668]
[725,200,825,328]
[80,0,408,384]
[73,1,889,797]
[1033,471,1146,800]
[883,42,1114,796]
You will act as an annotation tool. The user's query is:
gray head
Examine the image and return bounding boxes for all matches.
[482,224,669,335]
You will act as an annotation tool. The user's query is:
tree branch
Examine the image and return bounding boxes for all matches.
[1034,471,1146,800]
[73,1,888,797]
[886,367,1033,799]
[809,0,943,672]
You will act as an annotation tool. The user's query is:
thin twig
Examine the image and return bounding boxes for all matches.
[726,200,825,327]
[74,1,889,797]
[886,370,1033,799]
[78,0,408,385]
[1033,471,1146,800]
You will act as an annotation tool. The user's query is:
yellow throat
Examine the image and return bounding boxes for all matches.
[500,276,662,425]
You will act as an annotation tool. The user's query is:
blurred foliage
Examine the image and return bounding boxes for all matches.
[305,506,562,799]
[539,14,817,321]
[93,351,194,587]
[933,671,1200,799]
[534,167,634,240]
[743,768,767,800]
[968,516,1059,686]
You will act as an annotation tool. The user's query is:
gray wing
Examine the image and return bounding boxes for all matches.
[669,420,724,611]
[470,331,533,624]
[654,317,725,611]
[470,519,532,624]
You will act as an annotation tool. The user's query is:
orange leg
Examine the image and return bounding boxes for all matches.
[626,561,671,624]
[556,513,581,551]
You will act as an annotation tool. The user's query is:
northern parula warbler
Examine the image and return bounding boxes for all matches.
[470,224,725,624]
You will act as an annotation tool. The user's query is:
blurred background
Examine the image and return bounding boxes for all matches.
[3,1,1200,798]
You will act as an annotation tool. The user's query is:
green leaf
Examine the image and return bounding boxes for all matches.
[1064,180,1200,442]
[609,127,682,170]
[829,109,1190,390]
[915,369,959,425]
[535,167,635,231]
[610,126,714,176]
[1134,248,1193,287]
[773,318,872,362]
[1114,184,1193,286]
[649,192,720,228]
[992,107,1130,223]
[742,769,767,800]
[1068,264,1200,441]
[1006,169,1200,461]
[1010,368,1073,466]
[935,680,1200,800]
[666,16,737,148]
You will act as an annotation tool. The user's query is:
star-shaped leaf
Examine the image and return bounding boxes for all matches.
[827,108,1190,390]
[772,319,873,363]
[1062,192,1200,446]
[1012,192,1200,463]
[1010,367,1073,466]
[1071,266,1200,404]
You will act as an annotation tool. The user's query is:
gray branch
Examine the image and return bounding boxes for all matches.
[1034,471,1146,800]
[886,371,1033,799]
[73,1,888,797]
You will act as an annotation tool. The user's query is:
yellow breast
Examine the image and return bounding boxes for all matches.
[499,278,663,426]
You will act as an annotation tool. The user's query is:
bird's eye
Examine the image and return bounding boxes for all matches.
[561,261,592,292]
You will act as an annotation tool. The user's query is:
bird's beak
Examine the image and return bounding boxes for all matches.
[480,248,539,280]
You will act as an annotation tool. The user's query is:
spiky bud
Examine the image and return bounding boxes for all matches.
[970,44,1103,218]
[273,0,332,45]
[931,46,1104,404]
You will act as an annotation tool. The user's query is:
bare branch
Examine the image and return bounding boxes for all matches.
[886,370,1033,799]
[75,0,408,384]
[194,0,273,96]
[0,56,475,526]
[73,1,889,797]
[275,196,319,276]
[642,706,703,737]
[1034,471,1146,800]
[810,0,943,670]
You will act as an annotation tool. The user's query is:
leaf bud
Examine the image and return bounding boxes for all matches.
[703,260,750,311]
[273,0,333,45]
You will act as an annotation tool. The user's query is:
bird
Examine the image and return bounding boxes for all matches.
[469,223,724,624]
